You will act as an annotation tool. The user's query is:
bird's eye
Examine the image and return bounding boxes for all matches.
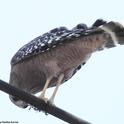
[12,96,19,101]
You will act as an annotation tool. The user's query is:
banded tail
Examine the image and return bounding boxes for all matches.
[90,20,124,51]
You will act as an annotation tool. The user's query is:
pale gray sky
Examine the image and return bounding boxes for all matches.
[0,0,124,124]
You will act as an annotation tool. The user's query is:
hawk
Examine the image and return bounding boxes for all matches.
[9,19,124,108]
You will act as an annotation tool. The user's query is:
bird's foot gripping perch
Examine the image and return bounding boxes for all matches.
[39,74,64,104]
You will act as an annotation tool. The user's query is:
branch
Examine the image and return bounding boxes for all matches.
[0,79,91,124]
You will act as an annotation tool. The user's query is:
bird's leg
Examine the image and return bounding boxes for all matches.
[39,76,52,102]
[49,74,64,104]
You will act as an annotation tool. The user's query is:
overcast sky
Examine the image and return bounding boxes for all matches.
[0,0,124,124]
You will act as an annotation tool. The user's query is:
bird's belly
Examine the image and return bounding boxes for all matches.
[36,42,92,84]
[46,43,91,72]
[9,42,92,94]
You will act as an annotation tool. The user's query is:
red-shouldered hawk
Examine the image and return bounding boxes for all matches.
[9,19,124,108]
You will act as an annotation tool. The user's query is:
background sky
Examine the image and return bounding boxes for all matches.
[0,0,124,124]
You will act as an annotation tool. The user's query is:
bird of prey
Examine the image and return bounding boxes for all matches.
[9,19,124,108]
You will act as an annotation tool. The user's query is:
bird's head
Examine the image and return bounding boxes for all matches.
[9,95,28,108]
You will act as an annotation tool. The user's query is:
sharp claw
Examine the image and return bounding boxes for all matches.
[43,97,49,103]
[48,98,54,105]
[39,95,48,103]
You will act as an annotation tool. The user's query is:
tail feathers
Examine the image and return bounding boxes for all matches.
[99,21,124,48]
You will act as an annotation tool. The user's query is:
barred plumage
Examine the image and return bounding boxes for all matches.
[11,26,88,65]
[9,19,124,108]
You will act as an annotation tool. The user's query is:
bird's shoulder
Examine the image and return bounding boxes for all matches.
[11,19,106,65]
[11,24,88,65]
